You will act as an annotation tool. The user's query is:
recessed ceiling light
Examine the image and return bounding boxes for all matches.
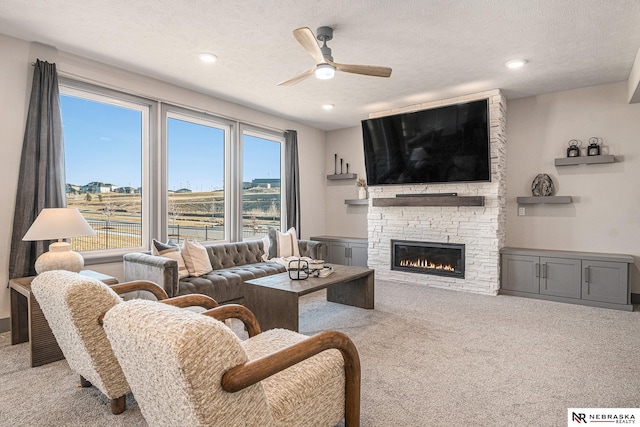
[322,104,335,110]
[505,59,527,69]
[199,53,218,63]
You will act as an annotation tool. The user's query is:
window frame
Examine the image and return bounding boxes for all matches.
[57,78,288,263]
[239,124,286,241]
[161,104,235,243]
[58,78,156,263]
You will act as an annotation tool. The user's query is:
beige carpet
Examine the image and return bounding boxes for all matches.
[1,279,640,426]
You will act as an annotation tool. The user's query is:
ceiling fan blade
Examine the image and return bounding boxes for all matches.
[328,60,392,78]
[293,27,325,64]
[277,68,315,86]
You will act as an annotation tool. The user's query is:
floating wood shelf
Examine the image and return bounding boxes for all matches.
[326,173,357,180]
[516,196,573,204]
[554,155,615,166]
[345,199,368,205]
[372,196,484,207]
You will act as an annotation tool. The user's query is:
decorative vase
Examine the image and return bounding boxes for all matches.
[358,187,367,199]
[531,174,555,196]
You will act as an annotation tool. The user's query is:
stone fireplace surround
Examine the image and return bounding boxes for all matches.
[367,90,506,295]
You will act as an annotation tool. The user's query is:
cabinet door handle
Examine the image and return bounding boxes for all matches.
[584,267,589,283]
[542,264,547,279]
[535,263,540,278]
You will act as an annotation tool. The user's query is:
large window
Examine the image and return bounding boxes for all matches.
[60,82,151,256]
[165,111,230,242]
[59,79,286,257]
[242,129,283,240]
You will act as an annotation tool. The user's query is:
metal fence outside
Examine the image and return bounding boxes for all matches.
[71,220,143,251]
[168,224,275,242]
[71,219,277,251]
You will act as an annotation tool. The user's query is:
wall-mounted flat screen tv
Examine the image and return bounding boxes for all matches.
[362,98,490,186]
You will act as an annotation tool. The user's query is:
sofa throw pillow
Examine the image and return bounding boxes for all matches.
[261,236,270,262]
[151,238,181,255]
[267,227,300,259]
[151,239,189,279]
[181,239,213,277]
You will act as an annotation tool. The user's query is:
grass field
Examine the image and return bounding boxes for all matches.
[67,187,281,250]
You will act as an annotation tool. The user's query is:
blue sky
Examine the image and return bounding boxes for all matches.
[60,95,281,191]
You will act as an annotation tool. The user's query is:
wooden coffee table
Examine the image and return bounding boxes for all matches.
[244,264,374,332]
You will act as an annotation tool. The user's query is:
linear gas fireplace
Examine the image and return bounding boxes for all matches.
[391,240,465,279]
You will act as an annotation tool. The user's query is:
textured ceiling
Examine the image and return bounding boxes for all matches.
[1,0,639,131]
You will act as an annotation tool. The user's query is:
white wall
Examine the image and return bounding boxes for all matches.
[0,35,31,323]
[323,82,640,295]
[324,126,368,237]
[628,46,640,103]
[0,33,327,322]
[506,82,640,292]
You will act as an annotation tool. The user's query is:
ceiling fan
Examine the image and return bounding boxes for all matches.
[277,26,392,86]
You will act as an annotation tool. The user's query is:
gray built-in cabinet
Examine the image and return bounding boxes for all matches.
[310,236,368,267]
[500,247,634,311]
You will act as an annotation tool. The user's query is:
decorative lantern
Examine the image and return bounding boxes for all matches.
[587,137,601,156]
[288,259,309,280]
[567,139,581,157]
[308,259,325,271]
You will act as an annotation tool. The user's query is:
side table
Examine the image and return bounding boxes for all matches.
[9,270,118,367]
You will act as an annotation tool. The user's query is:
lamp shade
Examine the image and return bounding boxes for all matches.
[22,208,96,274]
[23,208,96,241]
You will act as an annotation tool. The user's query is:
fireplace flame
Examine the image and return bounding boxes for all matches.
[399,258,456,272]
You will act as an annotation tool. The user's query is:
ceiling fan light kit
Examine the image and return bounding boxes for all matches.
[315,63,336,80]
[277,26,392,86]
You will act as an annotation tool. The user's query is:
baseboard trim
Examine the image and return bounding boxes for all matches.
[631,293,640,305]
[0,317,9,333]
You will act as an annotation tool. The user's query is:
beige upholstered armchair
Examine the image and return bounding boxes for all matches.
[103,299,361,426]
[31,270,218,414]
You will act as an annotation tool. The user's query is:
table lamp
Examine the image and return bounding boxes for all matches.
[22,208,97,274]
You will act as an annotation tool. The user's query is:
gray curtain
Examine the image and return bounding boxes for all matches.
[284,130,300,236]
[9,60,66,279]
